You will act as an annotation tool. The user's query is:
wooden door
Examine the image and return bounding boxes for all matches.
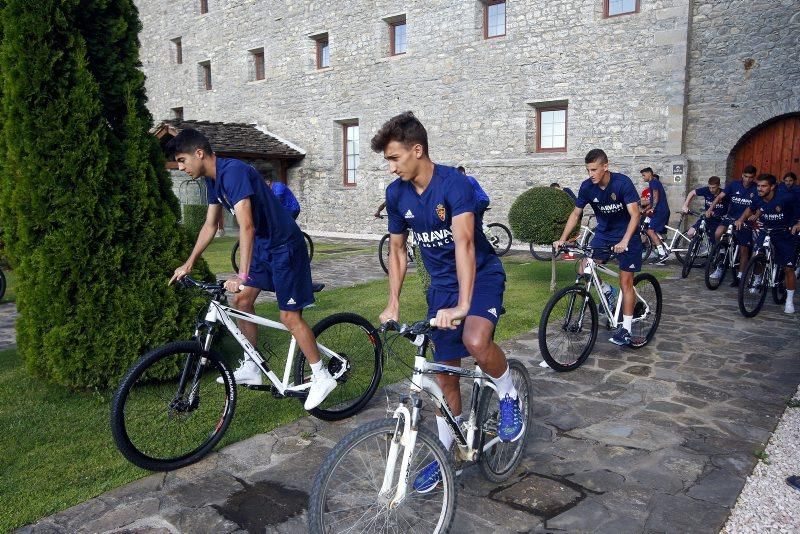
[730,114,800,181]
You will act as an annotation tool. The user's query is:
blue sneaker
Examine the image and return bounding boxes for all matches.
[412,460,441,493]
[498,395,524,442]
[609,326,632,346]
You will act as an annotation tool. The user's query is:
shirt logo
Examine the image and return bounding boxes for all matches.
[611,193,617,201]
[593,197,599,202]
[436,203,446,222]
[630,264,636,269]
[404,209,414,219]
[776,206,781,213]
[286,297,296,305]
[487,307,498,318]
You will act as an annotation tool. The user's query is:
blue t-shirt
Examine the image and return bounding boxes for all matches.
[386,164,503,291]
[270,181,301,215]
[648,178,670,218]
[777,184,800,208]
[695,186,728,219]
[575,172,640,239]
[205,157,302,249]
[465,175,490,203]
[751,192,798,231]
[723,180,757,220]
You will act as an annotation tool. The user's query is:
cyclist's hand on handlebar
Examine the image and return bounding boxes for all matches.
[681,206,689,214]
[434,305,468,330]
[734,218,744,230]
[792,223,800,235]
[169,262,193,285]
[612,240,629,254]
[704,209,714,218]
[379,305,399,326]
[223,275,246,293]
[553,239,565,251]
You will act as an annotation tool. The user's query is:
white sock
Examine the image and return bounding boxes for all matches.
[310,360,328,377]
[787,289,795,303]
[492,365,518,400]
[436,415,457,450]
[737,271,742,279]
[656,245,665,255]
[623,315,633,332]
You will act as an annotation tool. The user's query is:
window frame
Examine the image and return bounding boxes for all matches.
[316,35,330,69]
[200,0,208,15]
[389,19,407,56]
[604,0,640,18]
[252,48,265,81]
[172,37,182,64]
[342,122,359,186]
[536,106,568,153]
[171,107,184,121]
[200,61,212,91]
[484,0,506,40]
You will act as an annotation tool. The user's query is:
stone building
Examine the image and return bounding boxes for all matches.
[135,0,800,236]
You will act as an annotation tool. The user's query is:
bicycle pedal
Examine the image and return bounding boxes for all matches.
[244,384,273,392]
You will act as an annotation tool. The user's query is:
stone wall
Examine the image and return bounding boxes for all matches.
[136,0,694,234]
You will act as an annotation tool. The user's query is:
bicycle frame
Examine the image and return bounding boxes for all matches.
[196,301,348,396]
[573,254,651,329]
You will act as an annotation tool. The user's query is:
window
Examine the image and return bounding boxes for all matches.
[605,0,639,17]
[251,48,265,80]
[199,61,212,90]
[200,0,208,14]
[315,34,330,69]
[171,107,184,121]
[172,38,182,64]
[485,1,506,39]
[537,107,567,152]
[390,19,407,55]
[344,123,359,185]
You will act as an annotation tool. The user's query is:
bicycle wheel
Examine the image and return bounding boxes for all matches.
[477,359,532,483]
[379,233,390,274]
[772,268,787,304]
[293,313,382,421]
[628,273,662,349]
[529,242,554,261]
[110,341,236,471]
[738,255,768,318]
[704,240,730,290]
[0,269,6,301]
[672,235,691,265]
[538,286,598,371]
[639,231,653,262]
[681,234,703,278]
[308,418,456,534]
[230,239,240,273]
[486,223,512,256]
[303,232,315,262]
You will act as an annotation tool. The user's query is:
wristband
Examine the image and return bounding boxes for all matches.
[237,272,250,282]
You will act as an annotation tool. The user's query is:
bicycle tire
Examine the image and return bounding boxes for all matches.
[0,269,6,301]
[477,359,532,483]
[486,223,512,256]
[738,255,768,318]
[378,233,391,274]
[293,312,382,421]
[639,231,653,262]
[110,341,236,471]
[308,418,456,534]
[704,240,730,290]
[672,235,690,265]
[681,234,703,278]
[302,231,315,262]
[529,242,554,261]
[230,239,240,273]
[539,285,598,371]
[628,273,662,349]
[772,268,787,305]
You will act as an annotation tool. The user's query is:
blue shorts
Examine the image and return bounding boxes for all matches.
[734,226,753,247]
[426,274,505,362]
[648,211,669,233]
[756,231,797,268]
[590,234,642,272]
[246,238,314,311]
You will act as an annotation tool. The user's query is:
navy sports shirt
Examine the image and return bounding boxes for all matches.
[723,180,757,220]
[206,158,302,249]
[386,164,503,291]
[648,178,670,218]
[695,186,728,218]
[575,172,640,239]
[271,181,301,215]
[465,175,491,203]
[751,192,798,231]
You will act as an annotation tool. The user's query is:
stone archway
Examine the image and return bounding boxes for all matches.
[728,112,800,181]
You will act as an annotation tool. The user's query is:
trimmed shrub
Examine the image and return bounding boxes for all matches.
[508,187,576,244]
[182,204,208,237]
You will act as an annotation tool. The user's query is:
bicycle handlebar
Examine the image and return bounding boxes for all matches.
[179,275,225,294]
[380,318,462,336]
[557,243,620,260]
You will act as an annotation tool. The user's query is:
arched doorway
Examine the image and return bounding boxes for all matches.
[728,113,800,181]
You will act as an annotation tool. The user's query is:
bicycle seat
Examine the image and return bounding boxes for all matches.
[312,283,325,293]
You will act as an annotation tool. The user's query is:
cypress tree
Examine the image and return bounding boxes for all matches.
[0,0,207,389]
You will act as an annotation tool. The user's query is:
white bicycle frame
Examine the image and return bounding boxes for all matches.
[581,255,651,329]
[199,300,348,396]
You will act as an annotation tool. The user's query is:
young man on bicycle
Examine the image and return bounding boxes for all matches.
[554,149,642,346]
[167,129,337,410]
[683,175,727,242]
[457,165,491,220]
[734,174,799,314]
[372,112,523,492]
[708,165,758,287]
[641,168,671,264]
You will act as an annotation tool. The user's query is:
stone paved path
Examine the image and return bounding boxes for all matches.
[14,254,800,533]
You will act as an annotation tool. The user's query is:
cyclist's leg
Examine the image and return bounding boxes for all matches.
[775,234,797,312]
[732,227,752,285]
[687,217,701,238]
[611,239,641,345]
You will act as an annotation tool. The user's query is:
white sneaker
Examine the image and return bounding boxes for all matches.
[710,267,724,279]
[304,372,337,410]
[217,359,262,385]
[749,275,763,294]
[785,302,796,314]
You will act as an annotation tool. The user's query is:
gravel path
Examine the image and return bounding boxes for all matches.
[723,384,800,533]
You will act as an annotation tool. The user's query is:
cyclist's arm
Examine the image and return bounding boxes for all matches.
[171,204,221,284]
[374,201,387,218]
[682,190,696,212]
[615,201,641,252]
[380,232,408,323]
[708,191,726,212]
[735,207,753,229]
[554,206,584,249]
[436,212,475,328]
[233,198,255,278]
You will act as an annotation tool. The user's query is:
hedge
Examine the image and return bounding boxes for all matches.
[508,187,576,244]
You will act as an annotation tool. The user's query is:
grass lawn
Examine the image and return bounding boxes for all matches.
[0,257,666,531]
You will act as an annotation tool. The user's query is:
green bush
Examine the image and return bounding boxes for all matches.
[508,187,576,244]
[182,204,208,237]
[0,0,209,390]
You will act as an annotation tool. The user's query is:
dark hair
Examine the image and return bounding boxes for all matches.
[756,173,776,186]
[166,128,213,159]
[653,174,660,180]
[742,165,757,175]
[783,172,797,181]
[708,176,721,186]
[550,182,561,188]
[457,166,466,174]
[370,111,429,155]
[584,149,608,165]
[639,167,654,174]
